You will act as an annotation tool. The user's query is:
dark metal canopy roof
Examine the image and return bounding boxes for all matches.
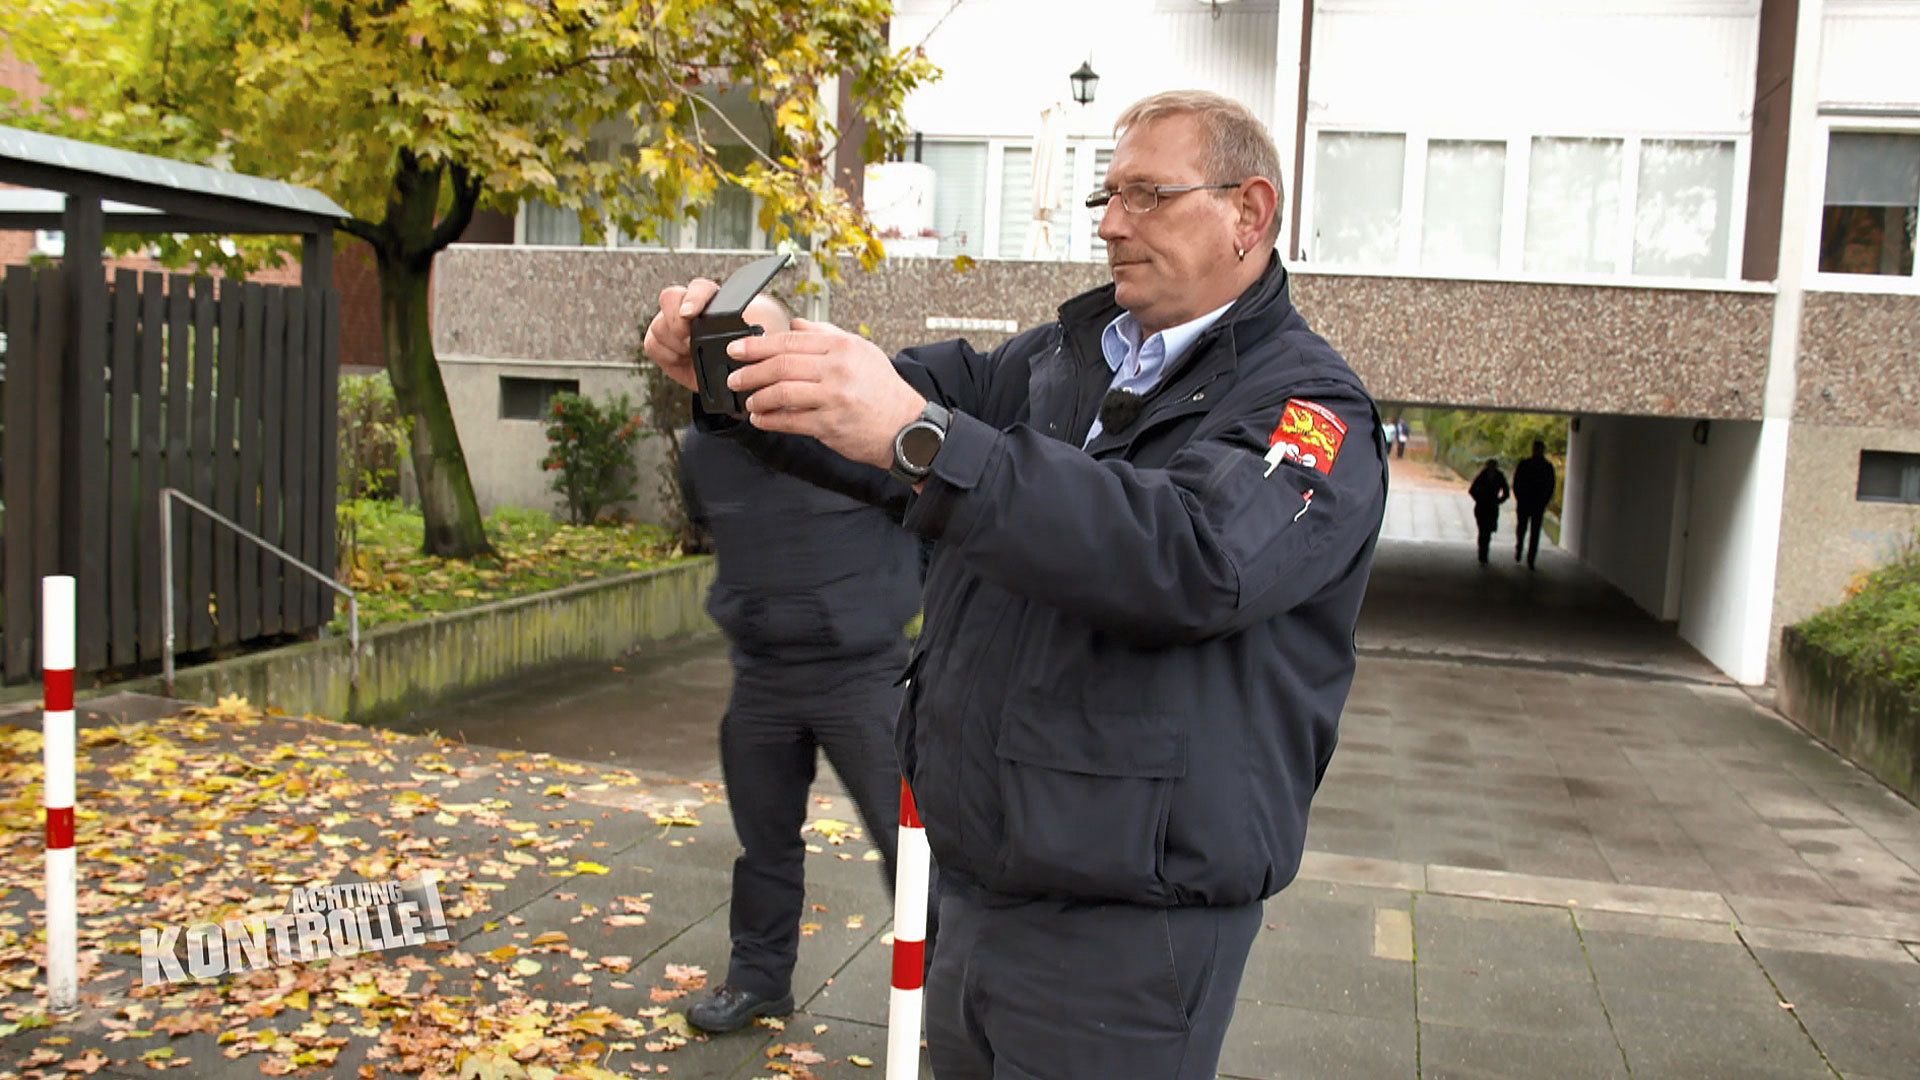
[0,124,347,236]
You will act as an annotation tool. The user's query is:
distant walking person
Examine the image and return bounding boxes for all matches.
[1512,440,1556,569]
[1396,417,1411,459]
[1468,458,1509,564]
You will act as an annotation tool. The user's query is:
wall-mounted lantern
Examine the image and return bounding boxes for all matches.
[1069,61,1100,106]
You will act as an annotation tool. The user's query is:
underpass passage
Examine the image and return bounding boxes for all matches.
[1361,456,1723,684]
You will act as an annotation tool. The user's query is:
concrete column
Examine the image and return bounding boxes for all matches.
[1765,0,1824,427]
[1560,415,1590,560]
[1742,0,1825,682]
[1675,0,1821,684]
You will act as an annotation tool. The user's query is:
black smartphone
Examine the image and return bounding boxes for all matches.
[691,252,793,417]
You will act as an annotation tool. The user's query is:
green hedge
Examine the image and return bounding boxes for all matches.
[1796,538,1920,696]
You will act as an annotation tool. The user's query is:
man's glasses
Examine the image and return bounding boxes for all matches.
[1084,181,1245,214]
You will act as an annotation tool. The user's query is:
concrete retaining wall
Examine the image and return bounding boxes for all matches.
[1778,626,1920,803]
[148,560,717,726]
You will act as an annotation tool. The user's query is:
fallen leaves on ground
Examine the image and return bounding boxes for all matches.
[333,500,683,632]
[661,964,705,991]
[0,697,734,1078]
[805,819,858,845]
[648,805,701,829]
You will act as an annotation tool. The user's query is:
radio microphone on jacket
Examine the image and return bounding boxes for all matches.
[1098,388,1147,435]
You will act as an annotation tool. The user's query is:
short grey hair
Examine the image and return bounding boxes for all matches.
[1114,90,1285,245]
[744,290,794,332]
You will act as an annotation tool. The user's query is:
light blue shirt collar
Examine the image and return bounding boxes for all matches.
[1085,302,1234,446]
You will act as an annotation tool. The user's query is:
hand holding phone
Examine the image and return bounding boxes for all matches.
[691,253,793,417]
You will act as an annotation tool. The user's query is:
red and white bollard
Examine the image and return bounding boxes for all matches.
[887,778,930,1080]
[42,576,77,1014]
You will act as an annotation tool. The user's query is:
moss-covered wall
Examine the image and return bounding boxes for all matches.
[1779,626,1920,803]
[156,560,717,725]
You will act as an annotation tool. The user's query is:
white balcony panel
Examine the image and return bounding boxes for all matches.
[1311,0,1760,135]
[891,0,1278,142]
[1821,1,1920,111]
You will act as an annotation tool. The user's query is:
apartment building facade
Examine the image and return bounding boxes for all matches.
[435,0,1920,684]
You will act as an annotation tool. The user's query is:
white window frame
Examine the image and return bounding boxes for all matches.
[1067,139,1116,263]
[511,141,771,253]
[914,136,993,258]
[1299,124,1751,286]
[1629,135,1751,279]
[918,135,1115,263]
[507,133,1126,262]
[983,140,1007,256]
[1806,113,1920,295]
[512,196,772,252]
[1298,127,1415,270]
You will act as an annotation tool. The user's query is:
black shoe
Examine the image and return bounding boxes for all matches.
[687,985,795,1033]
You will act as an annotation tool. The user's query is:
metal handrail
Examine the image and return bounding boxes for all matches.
[159,487,359,696]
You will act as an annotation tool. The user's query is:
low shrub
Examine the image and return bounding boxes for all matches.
[541,391,646,525]
[338,371,411,502]
[1796,535,1920,695]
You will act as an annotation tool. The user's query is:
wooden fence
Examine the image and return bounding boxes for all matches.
[1,265,341,683]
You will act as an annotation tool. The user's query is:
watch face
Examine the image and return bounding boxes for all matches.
[900,423,943,470]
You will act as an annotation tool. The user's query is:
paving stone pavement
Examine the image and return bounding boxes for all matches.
[1377,456,1483,546]
[379,606,1919,1072]
[8,458,1919,1077]
[18,670,1915,1079]
[1318,657,1920,914]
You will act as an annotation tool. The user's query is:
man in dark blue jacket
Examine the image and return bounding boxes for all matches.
[677,297,924,1035]
[644,90,1387,1079]
[1512,439,1557,569]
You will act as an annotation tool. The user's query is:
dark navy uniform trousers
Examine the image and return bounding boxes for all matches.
[925,877,1262,1079]
[681,427,924,1002]
[720,666,904,1000]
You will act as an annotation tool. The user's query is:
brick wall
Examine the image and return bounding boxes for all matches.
[0,230,305,285]
[0,52,46,98]
[335,239,384,370]
[0,229,33,266]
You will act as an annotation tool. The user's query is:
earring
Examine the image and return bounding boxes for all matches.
[1236,246,1246,261]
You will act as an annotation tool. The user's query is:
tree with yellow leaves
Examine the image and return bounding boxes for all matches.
[0,0,934,557]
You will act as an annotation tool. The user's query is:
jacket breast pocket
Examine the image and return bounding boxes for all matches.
[991,697,1187,903]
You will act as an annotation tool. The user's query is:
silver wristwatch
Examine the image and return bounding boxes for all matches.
[890,400,952,484]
